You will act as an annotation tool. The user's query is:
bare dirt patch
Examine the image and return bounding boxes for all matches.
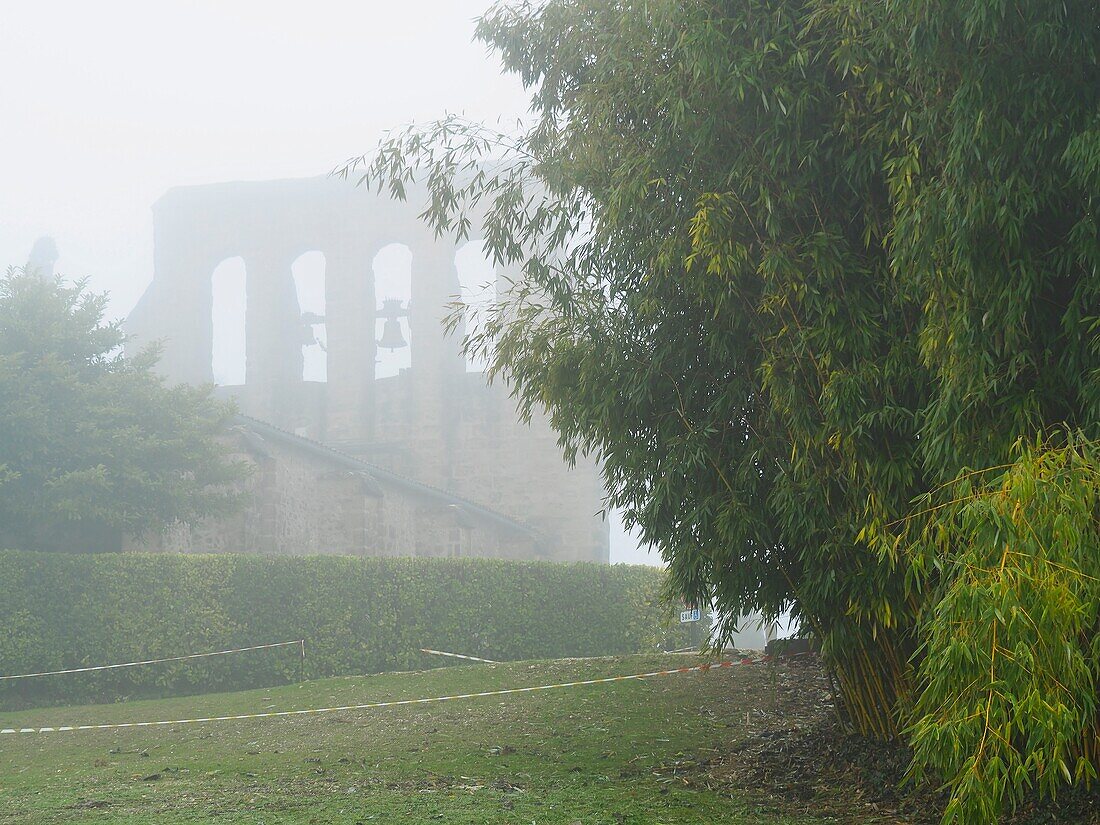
[696,657,1100,825]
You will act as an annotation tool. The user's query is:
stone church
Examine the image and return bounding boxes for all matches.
[123,175,609,563]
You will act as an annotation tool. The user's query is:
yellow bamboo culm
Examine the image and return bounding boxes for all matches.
[829,632,910,740]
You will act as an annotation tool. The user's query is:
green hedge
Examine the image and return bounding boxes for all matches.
[0,551,698,709]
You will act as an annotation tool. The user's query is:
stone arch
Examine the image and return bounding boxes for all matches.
[211,256,247,386]
[453,239,497,373]
[291,250,327,383]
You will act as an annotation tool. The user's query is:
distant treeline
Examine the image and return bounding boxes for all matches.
[0,551,697,709]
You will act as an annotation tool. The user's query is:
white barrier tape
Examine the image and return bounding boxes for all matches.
[0,661,738,735]
[0,640,306,682]
[420,648,500,664]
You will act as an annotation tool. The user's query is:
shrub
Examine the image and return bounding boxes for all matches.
[897,436,1100,822]
[0,551,695,709]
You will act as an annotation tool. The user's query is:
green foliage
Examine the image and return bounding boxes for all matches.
[895,436,1100,823]
[0,551,691,709]
[344,0,1099,819]
[878,0,1100,472]
[0,270,246,551]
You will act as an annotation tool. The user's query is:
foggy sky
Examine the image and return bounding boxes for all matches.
[0,0,661,566]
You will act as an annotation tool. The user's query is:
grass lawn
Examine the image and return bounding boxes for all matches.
[0,654,832,824]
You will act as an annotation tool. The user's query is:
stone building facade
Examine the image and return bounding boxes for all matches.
[131,415,545,559]
[124,175,608,563]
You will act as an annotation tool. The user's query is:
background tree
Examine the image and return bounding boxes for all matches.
[0,269,246,552]
[348,0,1099,819]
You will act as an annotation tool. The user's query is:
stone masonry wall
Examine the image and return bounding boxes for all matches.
[128,430,538,560]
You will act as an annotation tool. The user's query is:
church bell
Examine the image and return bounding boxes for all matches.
[377,298,409,351]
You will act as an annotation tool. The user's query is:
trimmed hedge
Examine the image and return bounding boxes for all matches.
[0,551,697,708]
